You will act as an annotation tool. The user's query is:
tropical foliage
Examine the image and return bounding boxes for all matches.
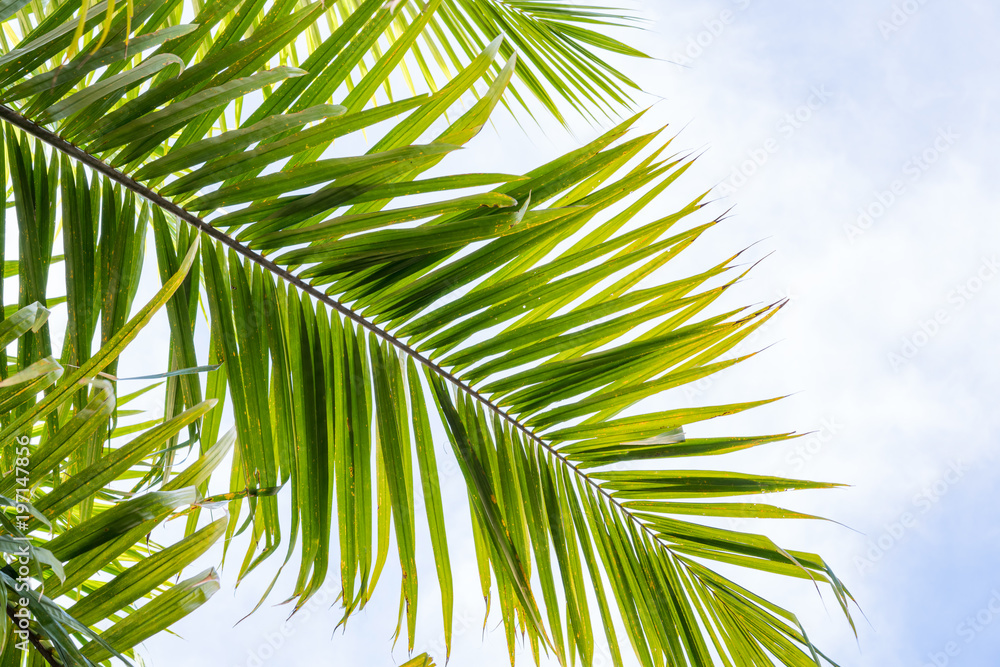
[0,0,854,665]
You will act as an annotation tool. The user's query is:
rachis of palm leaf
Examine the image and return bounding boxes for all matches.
[0,1,855,665]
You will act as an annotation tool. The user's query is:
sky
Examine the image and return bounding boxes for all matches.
[13,0,997,665]
[609,1,1000,666]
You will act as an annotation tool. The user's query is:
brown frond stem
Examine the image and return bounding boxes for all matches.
[0,103,672,558]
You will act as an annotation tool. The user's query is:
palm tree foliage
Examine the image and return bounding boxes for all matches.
[0,0,856,665]
[0,271,227,665]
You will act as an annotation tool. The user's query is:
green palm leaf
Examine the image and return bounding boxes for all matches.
[0,302,224,665]
[0,2,854,666]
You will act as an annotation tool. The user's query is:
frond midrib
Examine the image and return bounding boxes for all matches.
[0,101,677,560]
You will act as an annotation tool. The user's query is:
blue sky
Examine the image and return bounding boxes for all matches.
[616,1,1000,665]
[110,0,1000,664]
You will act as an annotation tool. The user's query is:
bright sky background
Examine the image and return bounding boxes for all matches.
[107,0,1000,665]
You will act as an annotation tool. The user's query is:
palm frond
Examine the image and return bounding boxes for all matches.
[1,0,644,128]
[0,296,225,665]
[0,2,854,666]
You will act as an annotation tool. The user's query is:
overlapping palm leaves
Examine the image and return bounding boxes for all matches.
[0,255,228,665]
[0,1,855,666]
